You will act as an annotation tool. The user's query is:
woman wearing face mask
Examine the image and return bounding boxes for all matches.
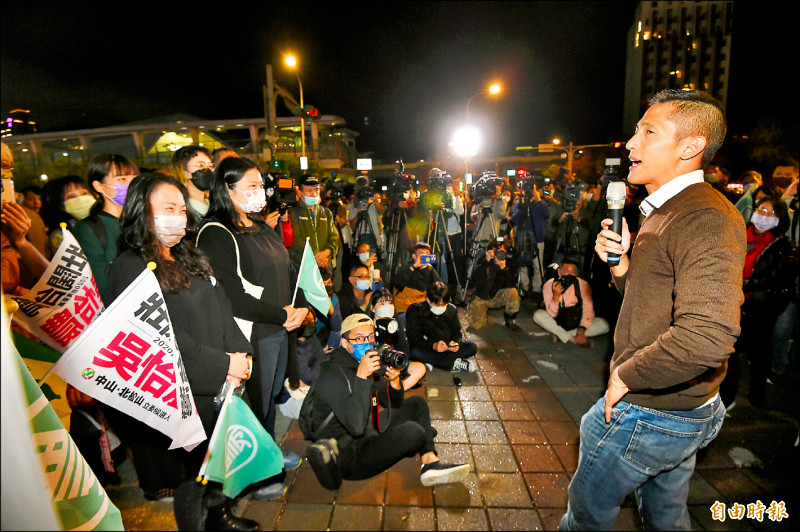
[367,288,427,390]
[72,154,138,297]
[720,196,795,410]
[40,174,97,255]
[105,173,259,531]
[196,156,309,500]
[170,145,215,218]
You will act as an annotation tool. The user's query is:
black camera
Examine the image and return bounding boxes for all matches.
[472,172,503,205]
[427,168,451,193]
[324,178,346,201]
[354,175,376,208]
[263,173,297,215]
[495,249,508,261]
[562,181,587,212]
[599,158,622,189]
[372,318,409,374]
[387,159,413,203]
[556,274,578,290]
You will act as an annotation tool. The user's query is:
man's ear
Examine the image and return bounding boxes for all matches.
[679,135,707,162]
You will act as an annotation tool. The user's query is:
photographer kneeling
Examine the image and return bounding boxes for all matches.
[305,314,469,490]
[533,259,609,347]
[466,241,522,332]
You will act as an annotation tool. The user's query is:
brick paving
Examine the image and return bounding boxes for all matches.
[107,301,799,530]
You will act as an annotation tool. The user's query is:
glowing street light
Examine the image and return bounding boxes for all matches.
[466,82,503,123]
[284,53,306,158]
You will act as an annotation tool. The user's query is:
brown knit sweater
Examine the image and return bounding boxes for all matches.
[611,182,746,411]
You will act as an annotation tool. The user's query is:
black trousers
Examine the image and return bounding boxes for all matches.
[337,395,436,481]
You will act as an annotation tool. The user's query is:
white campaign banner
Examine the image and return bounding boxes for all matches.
[10,228,104,353]
[47,266,206,451]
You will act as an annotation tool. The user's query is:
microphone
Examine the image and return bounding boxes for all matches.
[605,181,627,264]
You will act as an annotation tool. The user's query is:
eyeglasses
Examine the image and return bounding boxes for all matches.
[756,207,776,216]
[187,163,214,172]
[346,333,375,344]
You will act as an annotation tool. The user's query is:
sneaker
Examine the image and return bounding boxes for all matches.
[451,358,475,373]
[250,481,287,500]
[143,488,174,502]
[425,363,434,373]
[420,461,470,486]
[306,438,342,490]
[283,449,302,470]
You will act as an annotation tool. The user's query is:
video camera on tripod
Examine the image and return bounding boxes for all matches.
[354,175,377,210]
[263,173,297,215]
[562,181,588,213]
[387,159,414,203]
[471,171,503,207]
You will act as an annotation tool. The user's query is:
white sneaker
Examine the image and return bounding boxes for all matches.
[420,461,470,486]
[425,363,434,373]
[451,358,475,373]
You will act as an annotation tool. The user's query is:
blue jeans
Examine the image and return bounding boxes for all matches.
[560,395,725,531]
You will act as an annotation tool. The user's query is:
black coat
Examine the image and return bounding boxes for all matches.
[405,301,462,350]
[470,258,517,300]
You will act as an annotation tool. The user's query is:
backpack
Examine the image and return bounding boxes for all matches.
[555,277,584,330]
[298,366,347,441]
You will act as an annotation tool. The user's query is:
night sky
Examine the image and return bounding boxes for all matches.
[2,1,796,163]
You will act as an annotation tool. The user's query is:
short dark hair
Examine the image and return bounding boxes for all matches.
[411,242,432,255]
[427,281,450,305]
[368,288,393,310]
[349,263,369,277]
[648,89,727,168]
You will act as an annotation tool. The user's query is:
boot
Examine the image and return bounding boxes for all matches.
[205,501,260,531]
[504,312,523,333]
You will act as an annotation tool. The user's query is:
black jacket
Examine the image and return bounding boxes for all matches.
[744,234,796,310]
[470,258,517,300]
[405,301,462,351]
[310,347,404,444]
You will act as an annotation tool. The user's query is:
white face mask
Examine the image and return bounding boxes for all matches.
[375,304,395,319]
[234,187,267,213]
[153,215,187,247]
[751,213,779,233]
[358,251,371,263]
[429,303,447,316]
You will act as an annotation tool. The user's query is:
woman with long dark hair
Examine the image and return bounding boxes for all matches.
[72,154,138,296]
[105,173,259,530]
[196,156,308,500]
[721,195,795,409]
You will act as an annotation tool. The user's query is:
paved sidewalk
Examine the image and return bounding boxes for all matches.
[107,301,799,530]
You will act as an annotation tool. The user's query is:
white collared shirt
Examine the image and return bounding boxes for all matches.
[638,170,705,218]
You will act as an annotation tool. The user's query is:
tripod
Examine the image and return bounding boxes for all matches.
[352,201,378,256]
[553,208,583,269]
[514,198,544,294]
[461,202,498,301]
[425,206,462,296]
[383,203,408,286]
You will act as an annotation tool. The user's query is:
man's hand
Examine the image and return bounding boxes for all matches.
[447,341,459,352]
[283,306,309,331]
[365,253,377,268]
[552,279,565,301]
[574,328,587,345]
[384,366,403,389]
[315,249,331,268]
[356,350,380,380]
[433,340,449,353]
[595,218,631,276]
[227,352,250,381]
[604,367,630,423]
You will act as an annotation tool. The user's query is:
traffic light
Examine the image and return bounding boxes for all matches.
[303,105,318,118]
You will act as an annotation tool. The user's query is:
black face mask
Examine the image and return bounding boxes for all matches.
[191,168,215,191]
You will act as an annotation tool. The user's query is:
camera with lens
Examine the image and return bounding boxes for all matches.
[387,159,413,203]
[562,181,587,212]
[354,175,376,210]
[427,168,451,193]
[323,178,346,202]
[556,274,578,291]
[263,173,297,215]
[372,318,410,375]
[599,158,622,189]
[472,171,503,206]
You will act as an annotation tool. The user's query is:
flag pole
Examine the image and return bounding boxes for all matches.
[197,381,236,483]
[291,238,311,308]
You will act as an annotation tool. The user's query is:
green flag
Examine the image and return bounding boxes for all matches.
[204,395,284,498]
[18,353,124,530]
[295,239,332,316]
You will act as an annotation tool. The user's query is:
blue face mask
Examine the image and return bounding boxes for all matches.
[350,341,375,362]
[304,195,320,207]
[355,280,371,291]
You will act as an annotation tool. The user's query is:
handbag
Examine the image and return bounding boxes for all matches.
[197,222,263,339]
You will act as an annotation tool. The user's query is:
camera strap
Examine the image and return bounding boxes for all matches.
[369,377,392,433]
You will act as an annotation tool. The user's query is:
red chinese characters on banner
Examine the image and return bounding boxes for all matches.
[40,281,102,348]
[92,330,178,410]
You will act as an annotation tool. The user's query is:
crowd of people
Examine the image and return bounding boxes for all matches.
[2,88,798,531]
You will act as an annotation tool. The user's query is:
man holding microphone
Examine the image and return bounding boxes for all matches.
[559,90,746,531]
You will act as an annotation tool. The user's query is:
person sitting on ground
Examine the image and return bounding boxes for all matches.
[392,242,442,325]
[304,313,469,491]
[466,240,522,332]
[406,281,478,372]
[337,263,373,319]
[533,258,609,347]
[367,288,427,390]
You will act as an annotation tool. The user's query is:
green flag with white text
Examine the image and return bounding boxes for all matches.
[295,239,332,315]
[204,395,284,498]
[19,353,124,530]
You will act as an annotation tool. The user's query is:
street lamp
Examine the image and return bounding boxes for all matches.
[284,53,306,159]
[465,82,503,124]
